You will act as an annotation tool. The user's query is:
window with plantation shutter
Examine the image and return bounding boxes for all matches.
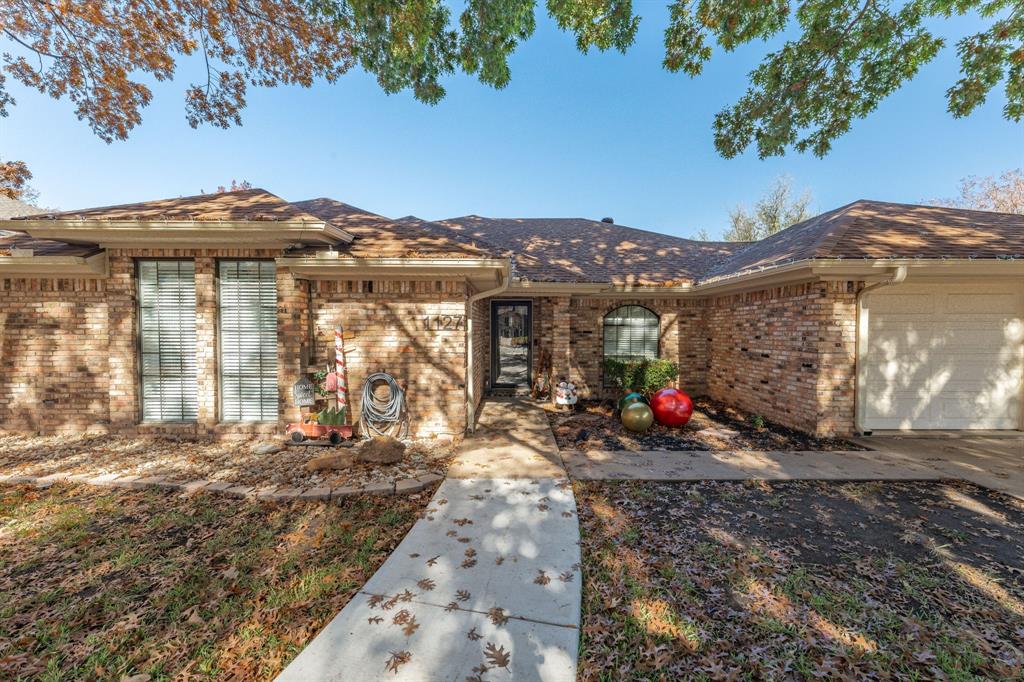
[138,260,198,421]
[603,305,659,361]
[219,261,278,421]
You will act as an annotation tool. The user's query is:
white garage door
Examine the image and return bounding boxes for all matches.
[861,281,1024,430]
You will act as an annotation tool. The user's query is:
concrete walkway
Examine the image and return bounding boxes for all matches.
[278,400,580,682]
[562,434,1024,499]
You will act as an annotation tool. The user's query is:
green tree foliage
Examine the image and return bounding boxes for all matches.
[724,176,813,242]
[3,0,1019,165]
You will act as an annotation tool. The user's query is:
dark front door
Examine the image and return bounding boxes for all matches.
[491,300,532,388]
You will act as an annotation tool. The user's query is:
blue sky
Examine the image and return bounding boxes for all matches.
[3,5,1022,239]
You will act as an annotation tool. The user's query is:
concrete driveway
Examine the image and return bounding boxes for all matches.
[563,434,1023,500]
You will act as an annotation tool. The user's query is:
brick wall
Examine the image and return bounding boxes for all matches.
[511,296,707,399]
[0,255,860,439]
[469,298,488,418]
[705,281,861,436]
[0,278,110,434]
[310,279,469,438]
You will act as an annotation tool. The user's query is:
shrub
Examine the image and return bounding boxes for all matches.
[602,358,679,394]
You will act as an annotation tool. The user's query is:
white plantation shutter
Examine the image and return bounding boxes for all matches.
[138,260,198,421]
[219,261,278,421]
[603,305,659,361]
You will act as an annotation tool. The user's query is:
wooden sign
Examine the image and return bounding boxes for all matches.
[292,377,316,407]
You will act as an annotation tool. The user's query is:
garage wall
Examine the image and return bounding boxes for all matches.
[860,279,1024,430]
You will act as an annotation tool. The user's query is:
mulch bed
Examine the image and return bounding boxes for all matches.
[546,398,864,451]
[0,434,455,492]
[575,479,1024,680]
[0,482,434,680]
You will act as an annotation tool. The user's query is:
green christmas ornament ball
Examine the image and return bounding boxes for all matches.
[618,392,646,412]
[621,402,654,433]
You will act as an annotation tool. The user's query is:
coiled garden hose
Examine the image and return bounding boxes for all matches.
[359,372,409,439]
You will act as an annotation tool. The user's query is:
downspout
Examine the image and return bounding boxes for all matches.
[465,259,512,433]
[854,265,908,435]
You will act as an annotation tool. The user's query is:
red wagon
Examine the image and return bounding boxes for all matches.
[285,420,353,445]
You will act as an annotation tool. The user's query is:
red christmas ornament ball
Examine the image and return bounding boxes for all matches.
[650,388,693,427]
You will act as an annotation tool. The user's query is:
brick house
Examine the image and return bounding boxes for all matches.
[1,189,1022,439]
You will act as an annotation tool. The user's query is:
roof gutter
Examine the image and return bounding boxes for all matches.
[465,259,512,433]
[854,265,908,436]
[6,219,352,246]
[0,251,108,278]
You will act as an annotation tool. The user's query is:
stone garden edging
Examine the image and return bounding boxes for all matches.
[0,470,444,502]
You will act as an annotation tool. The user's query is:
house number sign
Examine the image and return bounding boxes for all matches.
[421,314,466,331]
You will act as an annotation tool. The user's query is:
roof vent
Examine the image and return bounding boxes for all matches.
[601,217,614,224]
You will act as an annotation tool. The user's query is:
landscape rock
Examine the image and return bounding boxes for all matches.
[253,442,285,456]
[355,437,406,465]
[304,452,355,472]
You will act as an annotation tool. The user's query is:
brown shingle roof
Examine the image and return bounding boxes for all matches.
[436,215,744,285]
[0,232,100,257]
[294,199,496,259]
[18,188,328,224]
[705,200,1024,281]
[0,197,43,220]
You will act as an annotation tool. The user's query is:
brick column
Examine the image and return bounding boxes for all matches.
[551,296,572,386]
[194,258,218,430]
[815,281,860,436]
[277,268,307,426]
[106,252,138,429]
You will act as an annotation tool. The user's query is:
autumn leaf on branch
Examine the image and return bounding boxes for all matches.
[0,159,36,202]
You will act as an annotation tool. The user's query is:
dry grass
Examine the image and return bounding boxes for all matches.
[0,482,433,680]
[576,479,1024,680]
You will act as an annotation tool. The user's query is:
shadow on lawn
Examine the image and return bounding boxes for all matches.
[0,483,429,681]
[575,478,1024,680]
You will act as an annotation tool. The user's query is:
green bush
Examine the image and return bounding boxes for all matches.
[602,358,679,394]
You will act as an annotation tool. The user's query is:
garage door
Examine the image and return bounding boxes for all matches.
[861,281,1024,430]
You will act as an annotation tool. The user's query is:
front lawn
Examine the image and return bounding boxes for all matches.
[0,483,431,680]
[575,479,1024,680]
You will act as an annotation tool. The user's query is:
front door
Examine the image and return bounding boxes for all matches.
[491,300,532,388]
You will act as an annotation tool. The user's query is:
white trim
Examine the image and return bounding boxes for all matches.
[9,219,350,246]
[0,251,107,277]
[277,256,509,280]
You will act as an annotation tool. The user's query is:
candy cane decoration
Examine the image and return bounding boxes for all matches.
[335,325,348,413]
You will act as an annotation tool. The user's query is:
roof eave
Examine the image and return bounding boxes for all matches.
[276,256,510,290]
[0,251,108,278]
[5,219,347,247]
